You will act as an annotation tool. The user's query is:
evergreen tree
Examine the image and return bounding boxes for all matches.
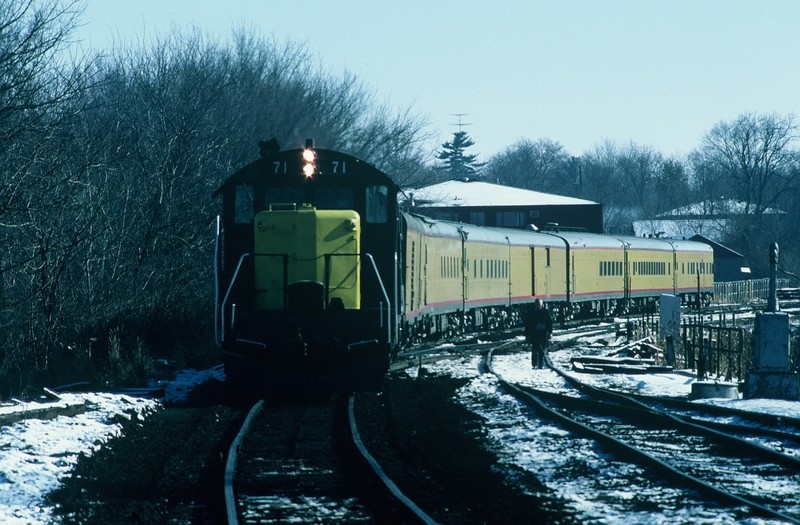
[436,130,485,179]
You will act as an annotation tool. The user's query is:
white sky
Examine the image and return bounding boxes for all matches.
[73,0,800,160]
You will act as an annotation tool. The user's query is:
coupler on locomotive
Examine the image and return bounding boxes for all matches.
[222,299,390,394]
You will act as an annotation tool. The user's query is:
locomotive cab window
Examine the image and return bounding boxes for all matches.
[234,184,254,224]
[316,186,354,210]
[265,187,305,208]
[365,185,389,223]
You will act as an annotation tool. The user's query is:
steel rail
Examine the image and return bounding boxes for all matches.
[487,347,800,525]
[547,354,800,469]
[347,396,438,525]
[224,399,264,525]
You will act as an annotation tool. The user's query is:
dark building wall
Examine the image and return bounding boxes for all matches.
[416,203,604,233]
[688,234,751,282]
[715,255,752,282]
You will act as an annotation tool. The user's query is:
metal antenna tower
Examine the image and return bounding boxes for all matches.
[449,113,472,131]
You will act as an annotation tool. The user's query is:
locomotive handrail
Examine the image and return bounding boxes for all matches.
[323,252,360,309]
[214,216,222,345]
[364,253,393,345]
[219,253,251,344]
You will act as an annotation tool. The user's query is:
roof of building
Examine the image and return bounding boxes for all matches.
[410,180,597,208]
[632,198,784,243]
[632,218,730,240]
[659,199,784,217]
[689,234,745,259]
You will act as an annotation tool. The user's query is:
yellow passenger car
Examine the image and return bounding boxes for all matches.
[669,238,715,300]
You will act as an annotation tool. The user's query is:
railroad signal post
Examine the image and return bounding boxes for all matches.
[746,242,800,400]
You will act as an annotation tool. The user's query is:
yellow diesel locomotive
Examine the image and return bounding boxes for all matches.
[214,140,399,392]
[214,142,713,392]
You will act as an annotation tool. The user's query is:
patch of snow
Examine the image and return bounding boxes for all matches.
[2,350,799,524]
[422,349,800,524]
[0,393,158,524]
[162,364,226,404]
[0,365,221,524]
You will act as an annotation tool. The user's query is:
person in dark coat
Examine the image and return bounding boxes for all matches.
[523,299,552,368]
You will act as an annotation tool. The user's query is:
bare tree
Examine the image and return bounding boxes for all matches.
[0,16,432,394]
[615,142,663,215]
[690,113,800,273]
[692,113,798,213]
[0,0,106,394]
[0,0,88,150]
[483,138,573,193]
[578,142,630,232]
[216,29,430,183]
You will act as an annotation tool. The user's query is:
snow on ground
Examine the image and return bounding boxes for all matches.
[2,339,798,525]
[0,367,221,524]
[412,346,800,525]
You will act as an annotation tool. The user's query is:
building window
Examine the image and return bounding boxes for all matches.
[468,211,486,225]
[496,211,523,227]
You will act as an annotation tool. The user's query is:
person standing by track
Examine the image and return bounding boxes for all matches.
[523,299,552,368]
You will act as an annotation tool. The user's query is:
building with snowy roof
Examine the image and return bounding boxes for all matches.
[632,199,785,240]
[632,217,730,240]
[407,180,603,233]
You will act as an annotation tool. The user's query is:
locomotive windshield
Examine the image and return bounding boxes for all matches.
[315,186,354,209]
[265,186,305,208]
[233,182,390,224]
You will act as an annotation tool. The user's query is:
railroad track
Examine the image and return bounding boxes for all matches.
[487,346,800,523]
[551,360,800,459]
[224,395,435,524]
